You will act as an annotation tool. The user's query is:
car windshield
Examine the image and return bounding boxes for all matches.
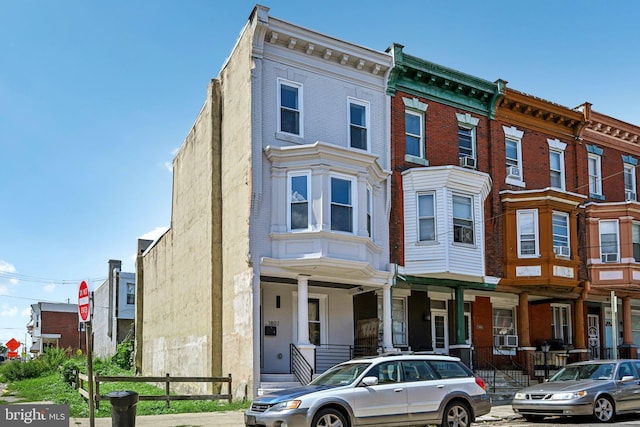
[549,363,615,381]
[310,362,371,386]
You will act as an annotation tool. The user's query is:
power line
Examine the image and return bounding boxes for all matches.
[0,272,107,285]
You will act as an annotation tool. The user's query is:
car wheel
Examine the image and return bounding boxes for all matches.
[312,407,348,427]
[442,401,471,427]
[522,414,544,422]
[593,396,615,422]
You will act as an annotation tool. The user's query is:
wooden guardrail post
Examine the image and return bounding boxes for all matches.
[165,373,170,408]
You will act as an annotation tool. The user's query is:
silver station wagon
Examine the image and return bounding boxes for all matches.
[245,353,491,427]
[512,359,640,422]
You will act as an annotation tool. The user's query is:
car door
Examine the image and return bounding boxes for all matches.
[614,362,640,411]
[352,361,408,425]
[402,360,449,424]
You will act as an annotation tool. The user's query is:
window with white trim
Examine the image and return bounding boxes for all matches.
[504,126,524,185]
[417,193,435,242]
[634,223,640,263]
[551,303,572,344]
[288,172,310,230]
[126,283,135,305]
[517,209,539,257]
[552,212,570,257]
[349,98,369,150]
[366,185,373,238]
[453,194,474,244]
[331,175,355,233]
[278,79,302,136]
[493,308,517,348]
[392,297,407,346]
[457,113,479,167]
[548,138,566,190]
[405,110,423,158]
[624,163,636,201]
[588,154,602,196]
[599,220,619,263]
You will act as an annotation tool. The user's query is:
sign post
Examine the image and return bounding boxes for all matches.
[79,280,95,427]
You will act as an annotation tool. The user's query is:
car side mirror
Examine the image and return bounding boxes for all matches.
[621,375,635,382]
[360,376,378,386]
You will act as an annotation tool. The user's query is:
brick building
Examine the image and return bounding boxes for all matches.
[27,302,86,356]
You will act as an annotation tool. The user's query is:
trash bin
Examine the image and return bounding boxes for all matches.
[106,390,139,427]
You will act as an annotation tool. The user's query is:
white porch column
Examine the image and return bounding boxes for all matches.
[297,275,311,346]
[382,284,394,351]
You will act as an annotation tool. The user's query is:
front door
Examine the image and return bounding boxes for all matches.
[431,309,449,354]
[588,314,600,359]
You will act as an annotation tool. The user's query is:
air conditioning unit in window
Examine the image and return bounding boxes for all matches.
[601,253,619,263]
[494,334,518,348]
[553,246,570,257]
[507,166,520,179]
[459,156,476,169]
[626,190,637,201]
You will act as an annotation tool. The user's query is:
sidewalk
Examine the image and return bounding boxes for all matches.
[71,403,521,426]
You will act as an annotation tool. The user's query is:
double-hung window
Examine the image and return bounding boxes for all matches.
[552,212,570,257]
[493,308,516,348]
[599,220,619,263]
[551,304,572,344]
[349,98,369,150]
[278,79,302,136]
[331,176,354,233]
[504,126,524,185]
[548,139,567,191]
[624,163,637,201]
[405,110,423,158]
[453,195,474,244]
[633,223,640,262]
[517,209,538,257]
[587,145,604,198]
[288,172,310,230]
[417,193,435,242]
[457,113,479,168]
[126,283,135,305]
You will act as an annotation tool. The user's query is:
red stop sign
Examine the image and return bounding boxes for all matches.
[78,280,90,322]
[5,338,20,352]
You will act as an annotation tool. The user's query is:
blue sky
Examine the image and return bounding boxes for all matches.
[1,0,639,350]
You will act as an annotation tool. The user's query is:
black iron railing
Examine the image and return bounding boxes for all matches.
[290,344,313,385]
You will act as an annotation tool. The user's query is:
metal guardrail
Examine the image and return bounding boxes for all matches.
[76,371,232,409]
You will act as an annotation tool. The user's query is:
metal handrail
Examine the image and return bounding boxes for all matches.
[290,344,313,385]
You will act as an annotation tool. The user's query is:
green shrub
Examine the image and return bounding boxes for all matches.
[61,358,84,386]
[112,341,134,370]
[0,359,47,381]
[40,347,69,371]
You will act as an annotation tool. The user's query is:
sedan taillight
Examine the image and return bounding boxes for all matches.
[475,376,486,391]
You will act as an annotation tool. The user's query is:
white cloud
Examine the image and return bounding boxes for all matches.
[164,160,174,173]
[0,284,8,296]
[0,260,18,285]
[21,307,32,317]
[43,283,56,293]
[0,304,18,317]
[163,147,179,173]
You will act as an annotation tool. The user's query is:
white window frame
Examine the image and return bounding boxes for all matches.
[517,209,539,258]
[551,303,572,344]
[330,173,357,234]
[552,211,570,257]
[492,306,517,355]
[624,163,637,201]
[377,292,409,348]
[456,113,479,166]
[277,78,303,137]
[366,185,373,239]
[452,194,474,245]
[292,292,328,347]
[548,138,567,191]
[588,153,603,197]
[126,283,135,305]
[405,110,424,159]
[348,97,370,151]
[599,220,619,263]
[504,126,525,187]
[287,171,311,231]
[417,192,436,243]
[633,222,640,263]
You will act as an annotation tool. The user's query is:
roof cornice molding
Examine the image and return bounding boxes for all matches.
[387,44,505,118]
[583,110,640,149]
[251,7,392,77]
[495,89,586,139]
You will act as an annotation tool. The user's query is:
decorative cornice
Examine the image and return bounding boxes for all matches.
[583,110,640,150]
[387,44,504,118]
[494,88,586,139]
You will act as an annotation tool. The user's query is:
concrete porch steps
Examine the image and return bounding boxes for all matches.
[258,373,301,396]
